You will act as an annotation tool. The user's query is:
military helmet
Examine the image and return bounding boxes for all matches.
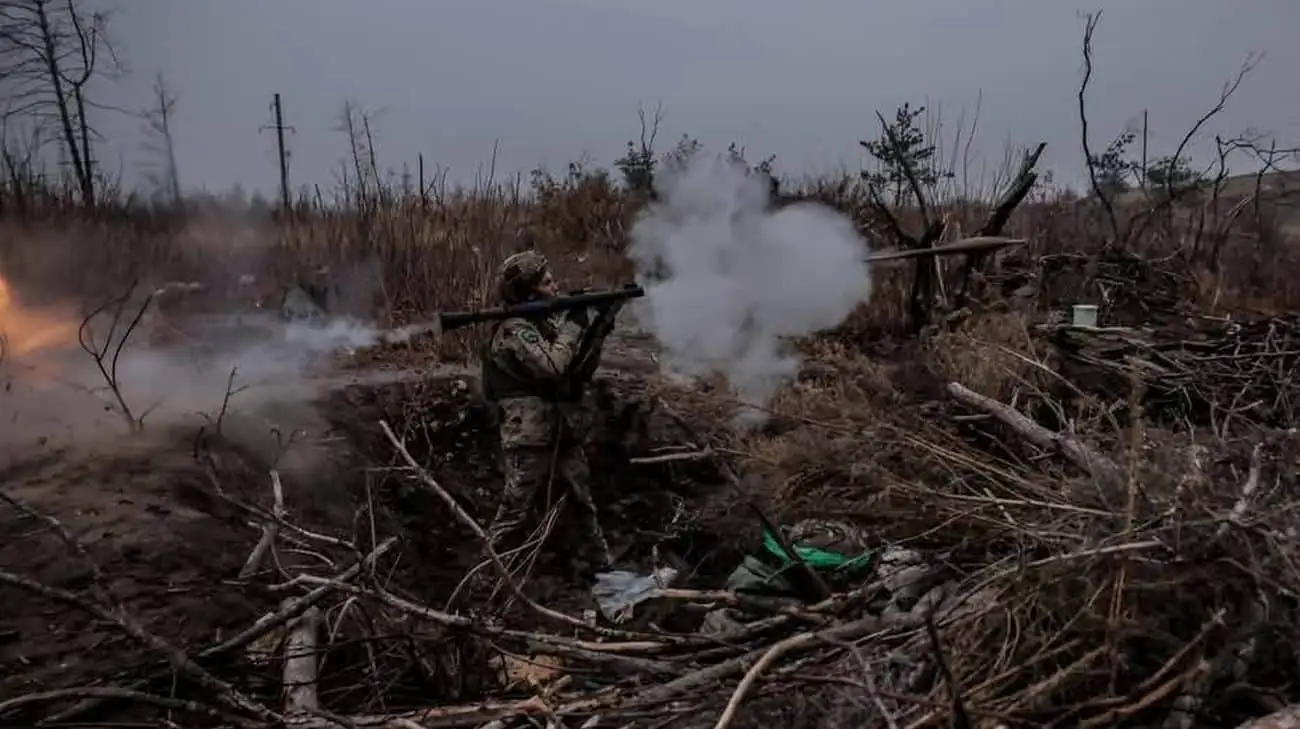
[514,226,538,250]
[497,249,550,304]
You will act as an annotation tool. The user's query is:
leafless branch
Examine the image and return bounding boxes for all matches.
[77,281,153,431]
[1077,11,1122,247]
[0,569,280,722]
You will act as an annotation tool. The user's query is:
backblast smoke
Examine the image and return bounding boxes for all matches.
[627,152,873,423]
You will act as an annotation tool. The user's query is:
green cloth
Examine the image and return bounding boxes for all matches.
[725,527,873,596]
[761,527,873,572]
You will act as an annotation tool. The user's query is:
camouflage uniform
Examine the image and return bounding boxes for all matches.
[481,250,614,574]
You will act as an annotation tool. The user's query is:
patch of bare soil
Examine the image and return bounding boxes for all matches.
[0,432,274,710]
[0,360,394,723]
[0,349,754,726]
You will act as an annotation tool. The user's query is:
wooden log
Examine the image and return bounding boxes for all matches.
[866,236,1029,264]
[239,470,286,579]
[282,603,322,715]
[947,382,1124,489]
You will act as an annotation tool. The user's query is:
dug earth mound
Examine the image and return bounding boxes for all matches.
[0,319,785,725]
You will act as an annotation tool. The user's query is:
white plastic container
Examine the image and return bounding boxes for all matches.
[1071,304,1099,328]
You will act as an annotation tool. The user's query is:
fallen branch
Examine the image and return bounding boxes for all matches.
[713,632,813,729]
[946,381,1125,488]
[239,469,287,580]
[202,465,360,556]
[284,696,553,729]
[1216,442,1264,539]
[0,569,280,723]
[650,607,931,708]
[40,535,397,727]
[865,236,1028,264]
[924,614,972,729]
[628,448,713,465]
[203,536,397,659]
[306,575,681,676]
[0,686,250,726]
[0,489,109,600]
[1044,313,1300,430]
[282,603,323,715]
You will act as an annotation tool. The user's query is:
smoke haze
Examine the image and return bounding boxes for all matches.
[0,301,394,461]
[627,152,873,420]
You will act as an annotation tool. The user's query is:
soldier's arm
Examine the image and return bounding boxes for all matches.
[580,302,623,354]
[497,318,583,380]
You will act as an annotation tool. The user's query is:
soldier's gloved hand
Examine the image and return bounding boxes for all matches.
[564,305,592,328]
[593,300,624,326]
[557,315,585,342]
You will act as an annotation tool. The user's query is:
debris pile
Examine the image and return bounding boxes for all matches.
[1048,312,1300,429]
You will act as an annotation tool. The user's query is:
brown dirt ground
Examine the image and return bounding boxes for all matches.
[0,348,750,723]
[0,433,275,708]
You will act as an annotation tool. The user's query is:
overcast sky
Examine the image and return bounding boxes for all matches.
[75,0,1300,197]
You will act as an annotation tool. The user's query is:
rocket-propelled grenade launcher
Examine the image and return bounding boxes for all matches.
[374,283,646,345]
[439,283,645,333]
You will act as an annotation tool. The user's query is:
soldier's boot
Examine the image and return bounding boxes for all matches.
[566,484,613,576]
[479,506,527,601]
[568,516,614,582]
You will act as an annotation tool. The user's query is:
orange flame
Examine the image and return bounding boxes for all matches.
[0,274,81,358]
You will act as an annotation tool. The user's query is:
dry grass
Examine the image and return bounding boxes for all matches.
[5,158,1300,727]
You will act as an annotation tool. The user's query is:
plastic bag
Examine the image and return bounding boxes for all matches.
[591,567,679,623]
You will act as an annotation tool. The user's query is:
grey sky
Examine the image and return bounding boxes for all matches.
[84,0,1300,197]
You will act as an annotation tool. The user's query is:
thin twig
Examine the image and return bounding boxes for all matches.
[0,686,250,726]
[378,419,694,643]
[0,569,279,723]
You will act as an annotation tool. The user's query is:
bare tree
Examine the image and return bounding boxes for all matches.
[0,0,123,206]
[139,73,181,208]
[1077,12,1122,247]
[1078,11,1262,253]
[614,100,664,194]
[335,100,383,208]
[862,100,1047,331]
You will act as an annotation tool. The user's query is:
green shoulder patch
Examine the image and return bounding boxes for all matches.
[516,326,541,345]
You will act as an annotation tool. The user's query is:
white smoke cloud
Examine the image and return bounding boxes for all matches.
[628,151,872,422]
[0,301,396,459]
[0,234,402,462]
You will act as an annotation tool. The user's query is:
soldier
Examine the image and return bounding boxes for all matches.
[480,249,616,579]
